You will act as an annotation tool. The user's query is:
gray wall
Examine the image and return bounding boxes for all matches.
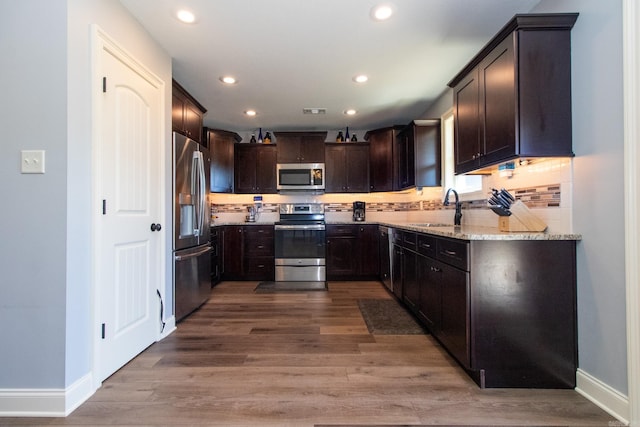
[533,0,628,394]
[421,0,628,394]
[0,0,171,389]
[0,1,68,388]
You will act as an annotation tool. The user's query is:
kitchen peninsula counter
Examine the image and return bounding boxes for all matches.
[325,221,581,241]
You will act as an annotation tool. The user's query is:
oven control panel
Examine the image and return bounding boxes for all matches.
[279,203,324,215]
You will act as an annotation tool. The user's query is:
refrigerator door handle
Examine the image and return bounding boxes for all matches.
[197,151,206,236]
[191,151,204,235]
[175,245,212,261]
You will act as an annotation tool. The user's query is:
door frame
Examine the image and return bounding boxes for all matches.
[624,0,640,424]
[90,25,166,390]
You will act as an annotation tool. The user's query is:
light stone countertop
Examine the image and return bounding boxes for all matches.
[211,220,581,241]
[377,222,581,241]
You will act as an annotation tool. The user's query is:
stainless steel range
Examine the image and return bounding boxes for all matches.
[274,203,326,283]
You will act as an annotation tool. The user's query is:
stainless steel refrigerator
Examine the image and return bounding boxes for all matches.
[173,132,211,322]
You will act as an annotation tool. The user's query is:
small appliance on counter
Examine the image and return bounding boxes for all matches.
[353,201,365,222]
[246,206,256,222]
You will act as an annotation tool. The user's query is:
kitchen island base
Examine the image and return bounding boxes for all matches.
[387,224,578,389]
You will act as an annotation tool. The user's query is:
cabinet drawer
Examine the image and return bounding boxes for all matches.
[245,257,274,278]
[402,231,417,252]
[436,238,469,271]
[326,224,357,237]
[245,237,273,257]
[244,226,274,238]
[417,234,436,258]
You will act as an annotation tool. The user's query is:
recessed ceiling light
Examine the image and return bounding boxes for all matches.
[220,76,237,84]
[344,109,357,116]
[371,4,394,21]
[353,74,368,83]
[176,9,196,24]
[245,110,257,117]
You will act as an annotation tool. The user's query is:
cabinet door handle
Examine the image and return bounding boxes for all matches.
[420,243,431,249]
[431,266,442,272]
[443,249,457,256]
[257,245,265,249]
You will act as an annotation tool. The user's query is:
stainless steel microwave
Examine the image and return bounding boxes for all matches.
[277,163,325,191]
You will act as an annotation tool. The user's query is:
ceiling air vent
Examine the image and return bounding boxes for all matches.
[302,108,326,115]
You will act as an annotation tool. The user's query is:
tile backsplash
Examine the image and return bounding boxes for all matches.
[210,158,574,233]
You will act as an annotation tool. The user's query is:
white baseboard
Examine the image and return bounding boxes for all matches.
[0,373,94,417]
[576,368,629,425]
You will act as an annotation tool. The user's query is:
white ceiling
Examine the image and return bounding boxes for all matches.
[119,0,540,134]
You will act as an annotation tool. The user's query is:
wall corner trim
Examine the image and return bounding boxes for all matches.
[0,373,93,417]
[576,368,629,425]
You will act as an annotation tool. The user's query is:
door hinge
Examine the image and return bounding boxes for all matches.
[101,323,106,339]
[102,199,106,215]
[102,77,107,93]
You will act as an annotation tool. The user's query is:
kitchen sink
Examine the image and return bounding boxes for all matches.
[408,223,453,227]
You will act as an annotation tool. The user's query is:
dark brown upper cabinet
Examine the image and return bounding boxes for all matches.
[234,144,277,194]
[365,126,405,192]
[325,143,370,193]
[204,128,241,193]
[274,131,326,163]
[412,119,441,188]
[367,122,433,191]
[448,13,578,174]
[172,79,206,144]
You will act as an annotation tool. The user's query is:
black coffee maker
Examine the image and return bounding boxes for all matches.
[353,201,366,222]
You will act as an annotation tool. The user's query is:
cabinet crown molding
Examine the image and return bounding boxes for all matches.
[448,13,578,88]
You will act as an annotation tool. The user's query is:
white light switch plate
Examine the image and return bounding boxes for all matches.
[21,150,46,174]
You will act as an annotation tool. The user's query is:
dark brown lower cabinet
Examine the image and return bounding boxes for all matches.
[391,227,577,389]
[222,225,243,279]
[401,248,418,312]
[326,224,379,280]
[210,226,222,285]
[222,225,274,281]
[326,227,357,278]
[465,240,576,388]
[391,244,403,300]
[437,261,469,369]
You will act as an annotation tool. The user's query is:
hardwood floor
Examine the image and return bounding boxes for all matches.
[4,281,614,426]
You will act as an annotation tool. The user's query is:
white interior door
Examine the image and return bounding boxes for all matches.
[94,30,164,382]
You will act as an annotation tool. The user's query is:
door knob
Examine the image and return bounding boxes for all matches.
[150,223,162,232]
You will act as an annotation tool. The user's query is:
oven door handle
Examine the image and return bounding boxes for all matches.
[275,224,326,231]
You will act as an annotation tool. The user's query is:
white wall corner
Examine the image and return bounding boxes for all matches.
[0,373,93,417]
[623,0,640,425]
[576,368,629,425]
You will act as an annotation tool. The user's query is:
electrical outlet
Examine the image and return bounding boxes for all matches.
[21,150,46,174]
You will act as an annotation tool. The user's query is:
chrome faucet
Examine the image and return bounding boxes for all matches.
[443,188,462,226]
